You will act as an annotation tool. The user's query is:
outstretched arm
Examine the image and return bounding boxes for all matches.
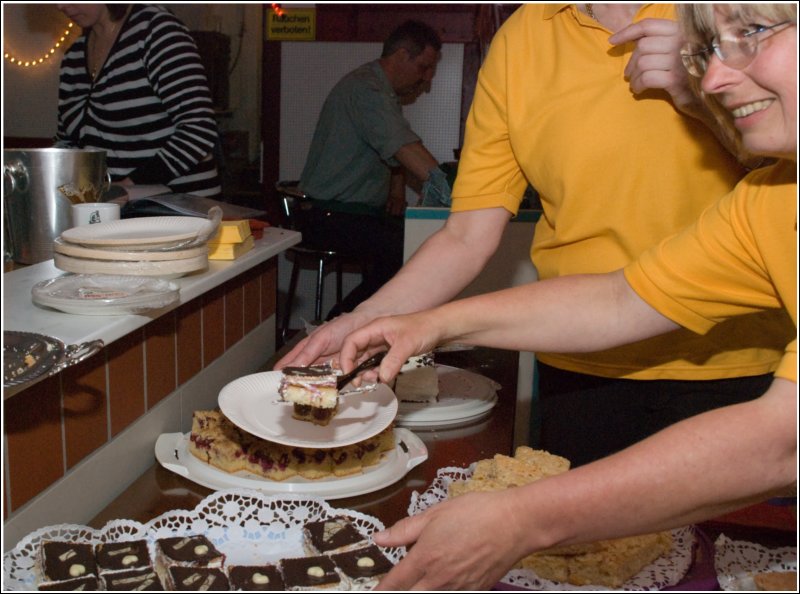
[340,270,679,382]
[374,378,796,590]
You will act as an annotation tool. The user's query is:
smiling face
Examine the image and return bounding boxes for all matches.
[701,9,797,160]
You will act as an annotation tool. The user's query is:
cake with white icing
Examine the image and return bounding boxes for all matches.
[393,353,439,403]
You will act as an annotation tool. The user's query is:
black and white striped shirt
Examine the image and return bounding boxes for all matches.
[56,5,221,197]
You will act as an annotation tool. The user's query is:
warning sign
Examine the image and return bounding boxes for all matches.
[266,8,316,41]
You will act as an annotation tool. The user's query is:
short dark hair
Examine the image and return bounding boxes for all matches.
[382,20,442,59]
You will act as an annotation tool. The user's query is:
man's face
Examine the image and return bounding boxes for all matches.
[394,45,441,98]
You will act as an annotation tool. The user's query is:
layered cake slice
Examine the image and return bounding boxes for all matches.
[37,575,100,591]
[102,567,164,591]
[155,535,225,572]
[227,564,285,591]
[280,555,342,591]
[167,566,230,590]
[279,365,340,426]
[329,544,394,589]
[39,541,98,584]
[393,353,439,403]
[95,539,151,573]
[303,516,368,555]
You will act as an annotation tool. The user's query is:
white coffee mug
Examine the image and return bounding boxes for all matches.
[71,202,121,227]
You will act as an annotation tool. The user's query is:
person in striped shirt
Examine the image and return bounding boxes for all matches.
[55,4,221,197]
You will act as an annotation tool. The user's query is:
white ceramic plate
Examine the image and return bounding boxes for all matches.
[60,216,213,249]
[219,371,398,448]
[53,237,208,261]
[32,274,180,315]
[154,429,427,499]
[395,365,500,428]
[54,252,207,278]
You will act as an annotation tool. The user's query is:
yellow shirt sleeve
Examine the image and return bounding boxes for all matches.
[625,162,797,383]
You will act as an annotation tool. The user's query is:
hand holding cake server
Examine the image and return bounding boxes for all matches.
[336,4,797,590]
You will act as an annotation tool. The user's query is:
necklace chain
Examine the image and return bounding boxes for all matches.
[585,3,596,20]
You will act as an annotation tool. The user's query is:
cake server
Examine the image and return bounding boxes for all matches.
[337,351,386,390]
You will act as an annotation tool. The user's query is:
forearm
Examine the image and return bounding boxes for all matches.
[394,142,439,182]
[429,270,677,353]
[354,208,510,317]
[511,379,797,551]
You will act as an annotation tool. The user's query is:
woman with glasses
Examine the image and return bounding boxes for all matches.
[338,4,796,590]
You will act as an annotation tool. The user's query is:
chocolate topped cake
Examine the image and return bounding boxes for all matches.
[37,575,99,591]
[95,540,151,573]
[228,564,285,591]
[330,544,394,589]
[155,535,225,568]
[40,541,97,583]
[393,353,439,403]
[303,516,368,555]
[168,566,230,591]
[280,555,341,591]
[279,365,340,426]
[102,567,164,591]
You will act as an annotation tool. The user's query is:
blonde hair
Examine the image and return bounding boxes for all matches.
[677,3,797,161]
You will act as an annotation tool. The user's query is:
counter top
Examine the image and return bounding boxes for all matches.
[3,226,299,347]
[3,227,300,397]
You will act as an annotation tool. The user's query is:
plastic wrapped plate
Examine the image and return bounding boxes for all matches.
[32,274,180,315]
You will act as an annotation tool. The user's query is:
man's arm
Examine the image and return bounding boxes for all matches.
[394,141,440,183]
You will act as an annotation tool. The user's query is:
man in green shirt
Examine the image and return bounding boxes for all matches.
[299,20,445,318]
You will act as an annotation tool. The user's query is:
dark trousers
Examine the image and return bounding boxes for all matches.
[534,361,773,467]
[305,208,404,319]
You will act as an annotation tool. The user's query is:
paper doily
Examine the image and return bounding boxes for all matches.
[3,489,404,591]
[408,465,694,591]
[714,533,797,590]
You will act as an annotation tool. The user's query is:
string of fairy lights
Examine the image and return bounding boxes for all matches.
[5,4,287,71]
[4,21,75,70]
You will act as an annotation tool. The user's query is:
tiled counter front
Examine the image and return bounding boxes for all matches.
[3,229,300,551]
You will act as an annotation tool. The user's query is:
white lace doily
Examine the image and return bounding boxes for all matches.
[714,533,797,590]
[408,465,694,591]
[3,488,404,591]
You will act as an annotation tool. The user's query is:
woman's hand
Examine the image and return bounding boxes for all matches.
[373,492,529,590]
[610,18,701,115]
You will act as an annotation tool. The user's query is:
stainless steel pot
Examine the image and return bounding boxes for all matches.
[3,148,110,264]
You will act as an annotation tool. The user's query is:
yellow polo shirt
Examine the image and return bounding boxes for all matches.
[625,161,797,383]
[452,3,792,378]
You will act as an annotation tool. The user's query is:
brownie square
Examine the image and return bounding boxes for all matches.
[155,535,225,568]
[168,566,230,590]
[281,555,342,590]
[102,566,164,591]
[228,564,285,590]
[95,539,151,572]
[303,516,367,554]
[330,544,394,588]
[37,575,99,591]
[40,541,97,582]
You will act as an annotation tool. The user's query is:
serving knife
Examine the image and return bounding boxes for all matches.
[336,351,387,390]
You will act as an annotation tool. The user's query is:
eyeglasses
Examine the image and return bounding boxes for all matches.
[680,21,794,78]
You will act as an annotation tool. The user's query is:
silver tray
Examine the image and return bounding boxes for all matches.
[3,331,104,393]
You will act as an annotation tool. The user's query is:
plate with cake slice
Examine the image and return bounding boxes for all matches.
[219,370,398,448]
[395,365,500,428]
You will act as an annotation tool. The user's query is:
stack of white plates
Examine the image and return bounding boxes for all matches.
[54,217,213,279]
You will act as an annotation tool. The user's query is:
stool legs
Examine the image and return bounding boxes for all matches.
[282,255,302,343]
[281,251,345,342]
[314,257,326,322]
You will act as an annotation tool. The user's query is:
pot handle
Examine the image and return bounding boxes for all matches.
[3,159,29,195]
[103,170,112,194]
[54,339,105,373]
